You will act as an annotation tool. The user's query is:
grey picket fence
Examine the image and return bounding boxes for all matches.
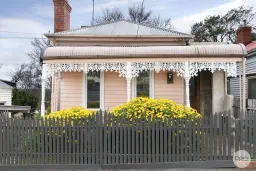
[0,110,255,167]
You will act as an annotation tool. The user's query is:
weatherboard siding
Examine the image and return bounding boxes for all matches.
[246,56,256,75]
[104,72,127,110]
[236,57,256,75]
[154,71,184,105]
[60,72,83,110]
[229,76,248,99]
[229,55,256,99]
[56,71,185,111]
[0,89,12,105]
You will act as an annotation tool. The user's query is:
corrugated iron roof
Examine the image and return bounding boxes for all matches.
[47,20,191,36]
[43,44,247,59]
[0,80,13,89]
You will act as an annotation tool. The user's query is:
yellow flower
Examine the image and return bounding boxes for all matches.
[110,97,201,120]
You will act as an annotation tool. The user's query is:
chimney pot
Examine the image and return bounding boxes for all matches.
[53,0,72,33]
[243,19,247,26]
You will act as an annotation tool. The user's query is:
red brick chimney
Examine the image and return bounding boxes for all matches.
[53,0,72,33]
[236,20,252,45]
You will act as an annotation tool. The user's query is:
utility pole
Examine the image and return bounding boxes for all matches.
[91,0,95,26]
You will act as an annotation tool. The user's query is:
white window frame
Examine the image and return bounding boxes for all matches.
[132,71,154,99]
[83,71,104,110]
[247,75,256,99]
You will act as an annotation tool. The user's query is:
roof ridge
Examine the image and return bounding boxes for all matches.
[48,20,190,36]
[123,19,189,35]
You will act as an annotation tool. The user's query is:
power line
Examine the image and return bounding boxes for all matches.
[0,31,45,35]
[0,37,48,39]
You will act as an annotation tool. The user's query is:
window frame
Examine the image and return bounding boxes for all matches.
[247,76,256,99]
[83,71,104,110]
[132,71,154,99]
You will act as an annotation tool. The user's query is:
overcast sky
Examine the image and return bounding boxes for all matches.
[0,0,255,80]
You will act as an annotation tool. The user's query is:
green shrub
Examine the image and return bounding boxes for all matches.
[12,89,39,113]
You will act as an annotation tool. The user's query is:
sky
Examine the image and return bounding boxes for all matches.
[0,0,255,80]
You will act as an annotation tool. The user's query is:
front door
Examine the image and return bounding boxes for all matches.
[189,75,200,112]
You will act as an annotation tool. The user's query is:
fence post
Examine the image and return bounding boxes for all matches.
[116,115,120,164]
[103,111,107,164]
[120,113,124,164]
[131,118,135,163]
[167,117,171,162]
[96,112,99,164]
[253,112,256,159]
[107,114,111,164]
[148,116,152,163]
[219,112,223,160]
[112,114,116,164]
[214,114,217,160]
[99,111,103,165]
[235,118,240,154]
[124,113,128,163]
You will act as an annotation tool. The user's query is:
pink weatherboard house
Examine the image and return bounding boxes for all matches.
[41,0,247,116]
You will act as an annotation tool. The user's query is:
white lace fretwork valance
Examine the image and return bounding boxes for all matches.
[46,61,237,78]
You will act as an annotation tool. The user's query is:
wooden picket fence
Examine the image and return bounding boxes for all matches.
[0,110,255,168]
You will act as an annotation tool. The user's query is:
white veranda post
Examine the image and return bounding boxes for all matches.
[126,62,132,102]
[41,64,47,116]
[184,61,191,108]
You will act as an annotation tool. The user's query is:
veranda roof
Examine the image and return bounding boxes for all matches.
[43,44,247,60]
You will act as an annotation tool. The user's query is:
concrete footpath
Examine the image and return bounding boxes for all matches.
[0,168,246,171]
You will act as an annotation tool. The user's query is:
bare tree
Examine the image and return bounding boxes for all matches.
[10,38,51,89]
[10,38,52,112]
[10,63,41,89]
[128,5,152,24]
[148,15,173,29]
[95,5,173,29]
[95,8,125,25]
[0,64,2,69]
[27,38,49,66]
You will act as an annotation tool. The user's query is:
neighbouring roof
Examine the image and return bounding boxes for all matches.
[246,41,256,52]
[0,79,16,88]
[43,44,247,59]
[0,80,13,89]
[45,20,192,37]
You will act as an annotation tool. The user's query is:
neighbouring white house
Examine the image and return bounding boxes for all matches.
[0,80,14,106]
